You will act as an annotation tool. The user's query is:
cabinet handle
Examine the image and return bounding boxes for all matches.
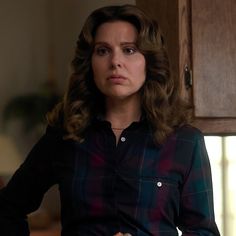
[184,65,192,89]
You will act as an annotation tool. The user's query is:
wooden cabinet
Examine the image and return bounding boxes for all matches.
[136,0,236,134]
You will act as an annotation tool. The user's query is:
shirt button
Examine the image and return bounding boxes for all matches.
[157,181,162,187]
[120,136,126,142]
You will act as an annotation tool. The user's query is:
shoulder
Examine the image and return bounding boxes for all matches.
[31,125,66,150]
[160,124,204,153]
[172,124,204,144]
[45,125,64,140]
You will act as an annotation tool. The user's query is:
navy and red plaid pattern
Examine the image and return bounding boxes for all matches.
[0,119,220,235]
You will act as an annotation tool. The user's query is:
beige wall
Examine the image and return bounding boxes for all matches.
[0,0,49,127]
[51,0,136,93]
[0,0,135,218]
[0,0,135,131]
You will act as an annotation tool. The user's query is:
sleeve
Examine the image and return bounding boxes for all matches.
[178,132,221,236]
[0,126,60,236]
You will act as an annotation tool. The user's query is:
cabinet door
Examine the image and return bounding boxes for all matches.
[136,0,236,133]
[191,0,236,118]
[136,0,192,101]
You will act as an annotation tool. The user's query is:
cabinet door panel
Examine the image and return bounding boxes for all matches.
[191,0,236,117]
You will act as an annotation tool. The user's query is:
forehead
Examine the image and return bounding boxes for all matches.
[94,20,138,42]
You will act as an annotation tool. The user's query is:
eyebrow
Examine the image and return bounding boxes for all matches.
[94,41,137,46]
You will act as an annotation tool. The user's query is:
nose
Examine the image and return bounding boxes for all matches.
[110,50,122,69]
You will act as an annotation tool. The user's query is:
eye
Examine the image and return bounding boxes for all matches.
[94,46,110,56]
[123,46,137,55]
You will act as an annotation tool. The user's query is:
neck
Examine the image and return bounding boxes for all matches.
[105,97,142,129]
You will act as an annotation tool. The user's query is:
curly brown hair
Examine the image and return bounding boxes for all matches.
[47,4,192,144]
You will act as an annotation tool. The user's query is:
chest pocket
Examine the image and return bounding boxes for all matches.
[137,177,180,224]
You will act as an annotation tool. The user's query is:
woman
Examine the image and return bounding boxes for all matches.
[0,4,220,236]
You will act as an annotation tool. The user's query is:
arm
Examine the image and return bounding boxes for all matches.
[178,132,220,236]
[0,127,60,236]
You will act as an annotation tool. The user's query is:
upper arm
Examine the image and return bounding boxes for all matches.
[178,133,220,235]
[0,127,60,222]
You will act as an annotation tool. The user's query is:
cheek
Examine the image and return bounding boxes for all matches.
[91,57,99,74]
[91,58,102,85]
[90,58,98,86]
[133,59,146,82]
[91,57,108,81]
[91,59,104,90]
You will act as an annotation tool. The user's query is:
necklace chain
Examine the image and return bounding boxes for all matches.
[111,127,125,130]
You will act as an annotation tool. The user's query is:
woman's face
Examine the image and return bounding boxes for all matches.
[91,21,146,101]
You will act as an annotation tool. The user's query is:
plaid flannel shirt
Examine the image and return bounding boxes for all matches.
[0,119,220,235]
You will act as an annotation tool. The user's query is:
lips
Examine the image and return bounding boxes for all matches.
[107,75,126,83]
